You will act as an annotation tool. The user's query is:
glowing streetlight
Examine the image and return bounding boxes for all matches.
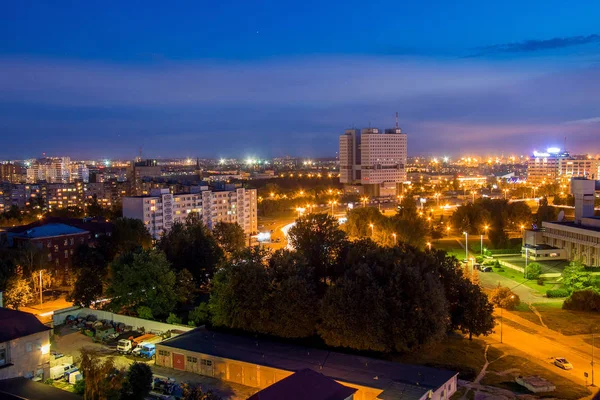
[446,226,451,236]
[481,225,489,256]
[361,196,369,207]
[463,231,468,262]
[369,223,374,237]
[392,233,397,245]
[329,200,338,215]
[426,242,432,251]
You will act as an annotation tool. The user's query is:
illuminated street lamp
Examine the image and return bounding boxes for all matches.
[329,200,338,215]
[295,207,305,218]
[471,191,476,203]
[481,225,489,256]
[426,242,432,251]
[504,189,509,200]
[446,226,451,236]
[392,233,397,246]
[369,223,374,237]
[361,197,369,207]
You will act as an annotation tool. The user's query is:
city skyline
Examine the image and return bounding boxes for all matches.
[2,2,600,159]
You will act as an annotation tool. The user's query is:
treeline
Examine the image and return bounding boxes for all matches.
[209,213,495,353]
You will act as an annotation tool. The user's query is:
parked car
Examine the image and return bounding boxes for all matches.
[554,358,573,370]
[483,266,493,272]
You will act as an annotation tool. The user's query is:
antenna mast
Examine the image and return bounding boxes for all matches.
[395,112,399,129]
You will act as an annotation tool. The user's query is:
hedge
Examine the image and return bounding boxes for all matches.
[546,289,570,298]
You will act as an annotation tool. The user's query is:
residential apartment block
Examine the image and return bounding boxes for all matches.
[122,186,257,239]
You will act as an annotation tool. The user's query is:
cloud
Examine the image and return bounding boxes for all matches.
[564,117,600,125]
[468,34,600,57]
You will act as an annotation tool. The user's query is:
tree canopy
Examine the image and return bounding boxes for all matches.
[212,222,246,255]
[106,249,177,318]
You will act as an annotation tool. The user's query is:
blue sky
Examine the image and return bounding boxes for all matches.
[1,1,600,159]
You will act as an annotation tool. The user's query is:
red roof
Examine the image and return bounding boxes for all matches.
[247,369,357,400]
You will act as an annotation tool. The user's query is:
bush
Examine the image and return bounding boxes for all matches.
[475,256,484,264]
[494,260,501,268]
[546,289,570,298]
[73,379,85,395]
[137,306,153,320]
[537,278,544,286]
[497,268,505,272]
[166,313,182,325]
[490,286,520,310]
[525,262,542,280]
[563,289,600,312]
[44,378,54,385]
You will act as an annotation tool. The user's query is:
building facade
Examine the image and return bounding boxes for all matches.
[0,308,52,381]
[122,186,258,239]
[527,148,598,185]
[339,127,407,196]
[523,178,600,266]
[155,328,457,400]
[11,223,91,283]
[26,157,71,184]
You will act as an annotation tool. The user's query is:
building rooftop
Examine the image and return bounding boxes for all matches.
[0,377,82,400]
[247,368,357,400]
[0,308,51,343]
[158,328,457,394]
[544,220,600,234]
[11,223,87,239]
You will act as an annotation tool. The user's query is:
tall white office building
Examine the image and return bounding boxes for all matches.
[339,125,407,196]
[122,186,258,239]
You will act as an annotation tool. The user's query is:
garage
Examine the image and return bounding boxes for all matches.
[172,353,185,371]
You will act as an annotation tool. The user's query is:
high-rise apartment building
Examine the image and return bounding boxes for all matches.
[339,126,407,196]
[122,186,257,239]
[526,148,598,185]
[26,157,71,183]
[0,163,25,183]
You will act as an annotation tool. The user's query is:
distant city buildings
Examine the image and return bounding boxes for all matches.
[526,148,599,185]
[339,125,407,196]
[122,185,257,239]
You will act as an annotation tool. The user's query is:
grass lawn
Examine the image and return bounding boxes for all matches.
[432,240,466,260]
[483,354,590,400]
[528,303,600,336]
[492,267,559,295]
[391,336,486,381]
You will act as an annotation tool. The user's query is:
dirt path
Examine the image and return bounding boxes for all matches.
[528,303,548,329]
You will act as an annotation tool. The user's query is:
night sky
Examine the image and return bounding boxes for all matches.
[1,1,600,159]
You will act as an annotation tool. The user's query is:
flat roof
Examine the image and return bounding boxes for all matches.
[158,328,457,393]
[11,223,87,239]
[544,221,600,234]
[0,307,52,342]
[0,378,82,400]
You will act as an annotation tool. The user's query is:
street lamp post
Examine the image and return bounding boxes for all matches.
[463,231,468,261]
[369,223,374,237]
[392,233,397,246]
[427,242,432,251]
[500,295,515,344]
[481,225,488,257]
[329,201,337,215]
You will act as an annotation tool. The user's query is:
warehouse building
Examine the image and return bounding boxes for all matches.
[155,328,458,400]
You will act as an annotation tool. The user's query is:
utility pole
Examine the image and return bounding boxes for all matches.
[39,270,43,306]
[593,333,596,387]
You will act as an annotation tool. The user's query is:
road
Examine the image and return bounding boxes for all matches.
[490,309,599,391]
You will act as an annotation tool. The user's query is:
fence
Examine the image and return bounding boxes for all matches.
[53,306,193,335]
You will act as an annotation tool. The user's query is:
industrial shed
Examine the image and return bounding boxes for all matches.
[155,328,458,400]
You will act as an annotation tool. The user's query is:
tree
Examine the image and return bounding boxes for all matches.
[461,283,496,340]
[188,303,209,326]
[166,312,182,324]
[137,306,153,320]
[209,247,270,332]
[175,269,197,305]
[112,218,153,254]
[107,249,177,318]
[525,262,542,280]
[181,383,222,400]
[68,267,104,307]
[490,286,520,310]
[562,261,593,291]
[0,258,16,292]
[563,289,600,312]
[536,196,559,225]
[121,362,153,400]
[212,222,246,255]
[158,219,224,288]
[4,273,33,310]
[78,348,125,400]
[287,213,347,287]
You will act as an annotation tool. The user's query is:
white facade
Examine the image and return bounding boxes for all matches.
[527,149,598,185]
[123,187,257,239]
[339,127,407,192]
[26,157,71,183]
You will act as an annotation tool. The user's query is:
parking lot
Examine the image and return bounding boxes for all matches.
[53,326,258,399]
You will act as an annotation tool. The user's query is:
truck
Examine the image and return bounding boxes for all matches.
[117,333,161,354]
[133,342,156,358]
[50,363,78,380]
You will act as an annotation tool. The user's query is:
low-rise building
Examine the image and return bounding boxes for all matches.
[523,178,600,266]
[155,327,458,400]
[0,308,52,381]
[10,223,90,283]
